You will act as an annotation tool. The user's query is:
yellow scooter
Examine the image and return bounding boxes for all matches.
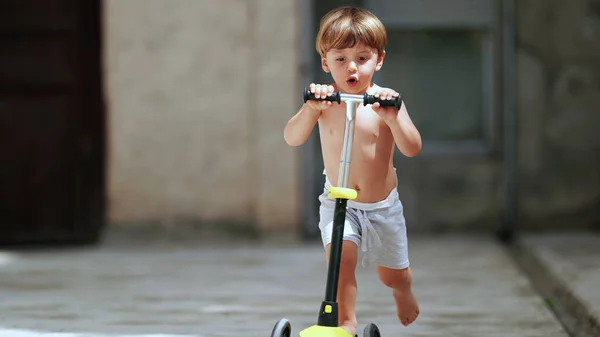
[269,87,402,337]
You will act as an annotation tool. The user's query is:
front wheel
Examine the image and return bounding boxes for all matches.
[270,318,291,337]
[363,323,381,337]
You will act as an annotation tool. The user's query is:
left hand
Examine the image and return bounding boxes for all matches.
[371,88,400,123]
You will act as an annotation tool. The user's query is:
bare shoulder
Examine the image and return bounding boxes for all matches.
[366,83,381,92]
[368,82,398,93]
[370,82,383,90]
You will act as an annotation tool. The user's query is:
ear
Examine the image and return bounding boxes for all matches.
[375,50,386,71]
[321,56,331,73]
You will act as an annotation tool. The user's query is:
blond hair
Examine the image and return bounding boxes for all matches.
[316,6,387,57]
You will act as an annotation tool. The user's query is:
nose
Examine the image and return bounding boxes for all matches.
[347,61,357,74]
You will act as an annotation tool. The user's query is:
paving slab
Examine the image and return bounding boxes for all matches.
[0,234,567,337]
[518,231,600,336]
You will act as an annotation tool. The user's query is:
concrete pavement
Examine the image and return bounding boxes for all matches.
[0,233,569,337]
[513,231,600,337]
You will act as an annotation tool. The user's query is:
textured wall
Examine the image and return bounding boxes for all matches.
[516,0,600,228]
[388,0,600,232]
[104,0,299,231]
[103,0,599,234]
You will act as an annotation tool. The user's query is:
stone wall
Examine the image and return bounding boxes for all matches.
[516,0,600,229]
[104,0,300,233]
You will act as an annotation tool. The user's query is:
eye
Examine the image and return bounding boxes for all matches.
[359,56,367,61]
[336,57,345,62]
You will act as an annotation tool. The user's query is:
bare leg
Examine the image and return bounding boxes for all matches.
[376,266,420,326]
[325,240,359,336]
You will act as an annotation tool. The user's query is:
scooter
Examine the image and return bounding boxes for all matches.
[269,87,402,337]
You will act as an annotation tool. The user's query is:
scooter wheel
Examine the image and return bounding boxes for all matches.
[270,318,291,337]
[363,323,381,337]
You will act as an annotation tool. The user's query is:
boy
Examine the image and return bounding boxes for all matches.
[283,6,422,335]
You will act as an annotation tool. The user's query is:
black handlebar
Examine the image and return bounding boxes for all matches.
[303,87,402,110]
[303,88,341,104]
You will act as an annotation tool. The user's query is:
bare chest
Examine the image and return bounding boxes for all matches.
[319,104,385,143]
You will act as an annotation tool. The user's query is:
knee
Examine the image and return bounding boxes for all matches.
[377,266,412,289]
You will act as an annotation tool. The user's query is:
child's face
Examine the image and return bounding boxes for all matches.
[321,42,385,93]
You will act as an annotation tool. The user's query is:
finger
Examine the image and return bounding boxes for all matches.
[372,102,380,110]
[320,84,329,97]
[319,101,331,110]
[314,84,322,98]
[309,83,316,93]
[326,85,334,96]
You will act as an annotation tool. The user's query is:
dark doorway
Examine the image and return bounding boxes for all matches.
[0,0,106,246]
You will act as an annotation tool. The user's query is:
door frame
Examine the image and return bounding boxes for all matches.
[297,0,319,239]
[499,0,518,240]
[77,0,106,243]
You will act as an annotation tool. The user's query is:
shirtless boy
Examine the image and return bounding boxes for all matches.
[283,6,422,335]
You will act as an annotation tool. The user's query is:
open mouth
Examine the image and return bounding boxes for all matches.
[346,78,358,87]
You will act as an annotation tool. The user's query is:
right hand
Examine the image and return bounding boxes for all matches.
[305,83,335,111]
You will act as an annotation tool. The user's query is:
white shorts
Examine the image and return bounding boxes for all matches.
[318,176,410,269]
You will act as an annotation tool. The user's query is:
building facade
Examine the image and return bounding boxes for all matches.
[104,0,600,236]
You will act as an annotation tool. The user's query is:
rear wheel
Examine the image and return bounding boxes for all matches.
[363,323,381,337]
[270,318,291,337]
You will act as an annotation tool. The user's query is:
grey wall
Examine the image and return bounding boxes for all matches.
[515,0,600,229]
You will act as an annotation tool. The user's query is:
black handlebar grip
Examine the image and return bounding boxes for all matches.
[364,93,402,110]
[303,87,341,104]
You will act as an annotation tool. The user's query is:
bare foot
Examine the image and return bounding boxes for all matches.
[393,287,420,326]
[340,320,357,336]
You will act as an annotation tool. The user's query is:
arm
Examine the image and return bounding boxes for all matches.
[386,102,422,157]
[283,104,321,146]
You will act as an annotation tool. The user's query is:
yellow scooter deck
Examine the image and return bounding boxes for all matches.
[299,325,354,337]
